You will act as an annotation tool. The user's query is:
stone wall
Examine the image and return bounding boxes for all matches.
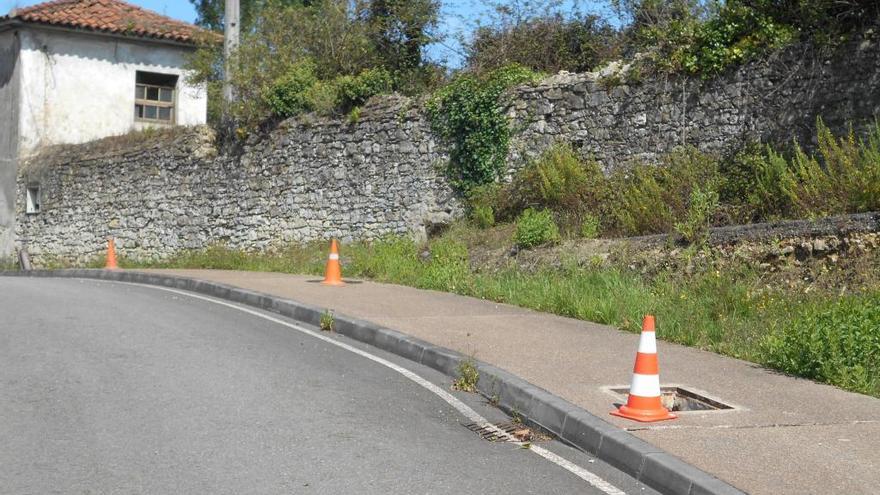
[507,39,880,170]
[13,39,880,263]
[15,96,455,263]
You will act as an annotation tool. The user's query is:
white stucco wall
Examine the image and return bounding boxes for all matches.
[0,29,21,258]
[17,27,207,156]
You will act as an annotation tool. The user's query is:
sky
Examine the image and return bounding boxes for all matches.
[0,0,616,68]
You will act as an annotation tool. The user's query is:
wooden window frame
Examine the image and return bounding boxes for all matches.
[135,81,176,124]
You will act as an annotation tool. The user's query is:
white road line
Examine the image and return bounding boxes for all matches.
[136,283,628,495]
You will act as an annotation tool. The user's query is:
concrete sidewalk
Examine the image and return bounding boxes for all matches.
[151,269,879,494]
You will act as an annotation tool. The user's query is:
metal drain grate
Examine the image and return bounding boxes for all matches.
[464,422,537,442]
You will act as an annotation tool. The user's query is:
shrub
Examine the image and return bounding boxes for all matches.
[263,59,319,118]
[502,143,608,233]
[471,205,496,229]
[515,208,561,248]
[785,120,880,217]
[335,67,395,111]
[466,13,621,75]
[426,64,543,192]
[724,120,880,221]
[466,184,500,228]
[607,147,720,236]
[674,185,720,245]
[580,214,601,239]
[763,294,880,396]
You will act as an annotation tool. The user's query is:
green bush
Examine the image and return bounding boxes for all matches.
[608,147,720,236]
[426,64,542,192]
[335,67,395,111]
[723,120,880,221]
[263,59,319,118]
[674,185,720,245]
[466,14,621,75]
[763,294,880,396]
[580,214,601,239]
[501,143,608,233]
[466,184,500,228]
[515,209,561,248]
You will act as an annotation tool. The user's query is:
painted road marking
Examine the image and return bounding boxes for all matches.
[132,282,628,495]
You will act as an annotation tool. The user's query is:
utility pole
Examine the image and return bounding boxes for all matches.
[223,0,240,117]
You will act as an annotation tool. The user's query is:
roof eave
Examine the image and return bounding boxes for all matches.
[0,18,217,48]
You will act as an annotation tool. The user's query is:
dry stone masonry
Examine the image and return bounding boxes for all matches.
[13,39,880,264]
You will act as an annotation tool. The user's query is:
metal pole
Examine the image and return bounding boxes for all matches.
[223,0,240,114]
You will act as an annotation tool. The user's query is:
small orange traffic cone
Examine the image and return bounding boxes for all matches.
[611,315,676,422]
[105,237,119,270]
[322,239,344,286]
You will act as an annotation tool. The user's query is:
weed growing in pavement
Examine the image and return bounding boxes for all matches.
[320,309,335,332]
[453,359,479,393]
[510,407,523,425]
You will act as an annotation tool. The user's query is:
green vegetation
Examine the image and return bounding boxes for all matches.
[468,121,880,243]
[616,0,879,78]
[187,0,440,128]
[764,295,880,396]
[320,309,335,332]
[453,358,480,392]
[515,209,560,248]
[426,64,542,191]
[465,5,621,75]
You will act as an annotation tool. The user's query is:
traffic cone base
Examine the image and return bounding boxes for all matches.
[611,397,677,422]
[322,239,345,286]
[611,315,676,423]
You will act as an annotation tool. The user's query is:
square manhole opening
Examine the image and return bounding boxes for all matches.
[610,386,734,412]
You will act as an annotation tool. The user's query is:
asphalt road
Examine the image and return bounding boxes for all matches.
[0,277,658,494]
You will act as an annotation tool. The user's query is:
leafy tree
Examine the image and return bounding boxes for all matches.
[467,14,620,74]
[367,0,440,74]
[188,0,312,32]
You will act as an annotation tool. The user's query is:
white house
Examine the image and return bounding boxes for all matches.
[0,0,212,257]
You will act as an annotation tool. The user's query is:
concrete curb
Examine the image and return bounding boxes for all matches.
[2,269,746,495]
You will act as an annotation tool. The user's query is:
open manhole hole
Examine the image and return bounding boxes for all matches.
[609,386,734,412]
[464,422,552,443]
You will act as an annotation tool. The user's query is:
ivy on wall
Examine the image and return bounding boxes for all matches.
[426,64,542,192]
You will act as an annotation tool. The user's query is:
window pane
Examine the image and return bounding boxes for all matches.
[145,105,158,119]
[158,107,172,121]
[159,88,173,102]
[135,104,144,118]
[147,87,160,101]
[135,85,146,99]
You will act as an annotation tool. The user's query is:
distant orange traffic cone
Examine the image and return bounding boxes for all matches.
[105,237,119,270]
[611,315,676,422]
[322,239,344,286]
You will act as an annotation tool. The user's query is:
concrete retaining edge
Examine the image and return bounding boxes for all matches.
[1,269,746,495]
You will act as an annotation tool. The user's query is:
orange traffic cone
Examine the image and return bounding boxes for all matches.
[611,315,676,422]
[105,237,119,270]
[322,239,344,286]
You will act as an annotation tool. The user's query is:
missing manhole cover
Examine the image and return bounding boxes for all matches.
[609,386,734,412]
[464,422,551,443]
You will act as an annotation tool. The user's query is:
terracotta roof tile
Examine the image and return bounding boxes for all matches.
[3,0,216,44]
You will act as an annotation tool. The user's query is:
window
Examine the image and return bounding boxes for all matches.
[26,185,41,214]
[135,71,178,123]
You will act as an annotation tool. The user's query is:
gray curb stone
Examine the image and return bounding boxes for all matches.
[0,269,747,495]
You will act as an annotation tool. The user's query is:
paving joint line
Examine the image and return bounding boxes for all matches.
[628,419,880,432]
[1,269,747,495]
